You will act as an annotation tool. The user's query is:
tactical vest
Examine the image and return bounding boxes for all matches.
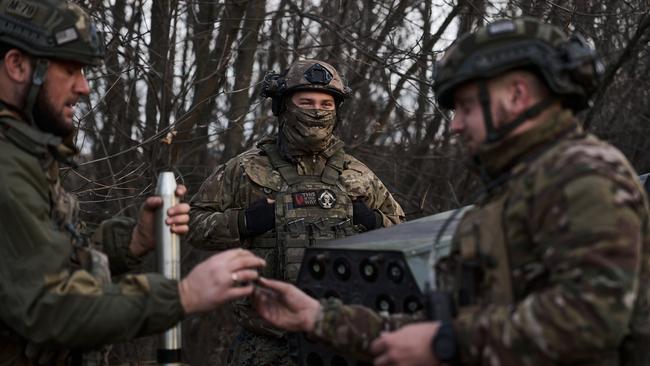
[252,143,359,282]
[0,115,110,366]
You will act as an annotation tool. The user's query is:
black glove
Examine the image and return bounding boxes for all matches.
[352,200,380,231]
[243,199,276,237]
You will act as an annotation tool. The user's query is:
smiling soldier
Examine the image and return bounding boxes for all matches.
[186,59,405,366]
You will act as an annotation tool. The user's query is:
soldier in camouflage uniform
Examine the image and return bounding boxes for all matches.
[252,18,650,366]
[186,59,405,365]
[0,1,266,365]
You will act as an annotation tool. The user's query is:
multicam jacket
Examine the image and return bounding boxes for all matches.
[0,108,184,365]
[312,110,650,366]
[187,136,404,334]
[187,136,404,253]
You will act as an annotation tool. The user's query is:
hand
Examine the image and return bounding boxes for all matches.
[244,198,275,236]
[370,322,441,366]
[252,277,321,333]
[179,248,266,314]
[129,185,190,257]
[352,199,379,231]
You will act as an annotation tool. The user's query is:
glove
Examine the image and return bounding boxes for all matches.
[352,200,380,231]
[242,198,276,237]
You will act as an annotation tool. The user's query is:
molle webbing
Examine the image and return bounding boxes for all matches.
[321,150,344,185]
[260,143,345,186]
[261,143,301,185]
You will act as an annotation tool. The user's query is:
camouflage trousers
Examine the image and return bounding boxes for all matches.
[226,328,296,366]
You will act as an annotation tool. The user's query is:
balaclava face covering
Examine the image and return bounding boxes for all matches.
[279,100,337,155]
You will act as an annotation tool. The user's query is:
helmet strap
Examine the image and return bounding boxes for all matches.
[478,80,554,143]
[478,80,499,142]
[24,58,49,127]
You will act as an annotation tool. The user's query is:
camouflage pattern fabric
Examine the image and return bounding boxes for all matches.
[187,136,404,249]
[187,135,404,366]
[0,0,105,66]
[313,298,424,362]
[0,106,185,365]
[225,330,293,366]
[311,110,650,365]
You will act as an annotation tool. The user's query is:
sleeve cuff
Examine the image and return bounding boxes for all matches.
[312,297,344,340]
[139,273,186,334]
[373,210,384,229]
[236,208,248,238]
[93,217,141,276]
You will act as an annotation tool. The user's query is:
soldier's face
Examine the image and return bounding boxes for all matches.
[450,81,508,155]
[35,60,90,136]
[290,91,336,110]
[450,83,487,155]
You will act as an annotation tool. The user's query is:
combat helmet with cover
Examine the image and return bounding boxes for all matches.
[0,0,105,125]
[261,59,352,116]
[434,17,604,143]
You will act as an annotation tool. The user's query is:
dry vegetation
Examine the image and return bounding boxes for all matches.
[66,0,650,364]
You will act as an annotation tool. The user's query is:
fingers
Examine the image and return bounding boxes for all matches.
[175,184,187,198]
[370,335,388,356]
[373,353,392,366]
[167,202,190,218]
[224,284,255,300]
[166,203,190,233]
[371,336,393,366]
[233,255,266,271]
[257,277,295,293]
[144,185,188,213]
[232,269,260,284]
[143,196,163,210]
[218,248,254,261]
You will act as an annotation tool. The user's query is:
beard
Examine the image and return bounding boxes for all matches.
[33,87,75,137]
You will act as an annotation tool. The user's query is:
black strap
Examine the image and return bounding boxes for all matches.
[492,98,556,141]
[24,58,49,128]
[0,117,61,156]
[478,81,499,142]
[479,79,555,144]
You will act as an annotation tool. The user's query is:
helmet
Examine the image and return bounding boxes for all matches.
[261,59,352,115]
[0,0,105,66]
[434,17,603,111]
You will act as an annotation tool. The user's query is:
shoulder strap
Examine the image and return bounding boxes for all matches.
[0,117,61,156]
[321,149,345,185]
[260,143,302,186]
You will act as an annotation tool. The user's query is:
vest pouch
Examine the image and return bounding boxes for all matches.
[455,195,514,307]
[284,247,305,282]
[249,245,279,279]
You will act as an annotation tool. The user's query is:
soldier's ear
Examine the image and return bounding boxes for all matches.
[3,49,32,84]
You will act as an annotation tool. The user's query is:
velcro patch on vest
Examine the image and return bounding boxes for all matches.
[292,190,337,209]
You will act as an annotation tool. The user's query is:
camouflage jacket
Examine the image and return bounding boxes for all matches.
[0,110,184,365]
[312,110,650,365]
[187,136,404,250]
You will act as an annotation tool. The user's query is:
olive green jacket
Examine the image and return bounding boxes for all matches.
[0,112,184,363]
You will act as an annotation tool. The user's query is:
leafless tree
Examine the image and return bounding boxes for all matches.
[66,1,650,364]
